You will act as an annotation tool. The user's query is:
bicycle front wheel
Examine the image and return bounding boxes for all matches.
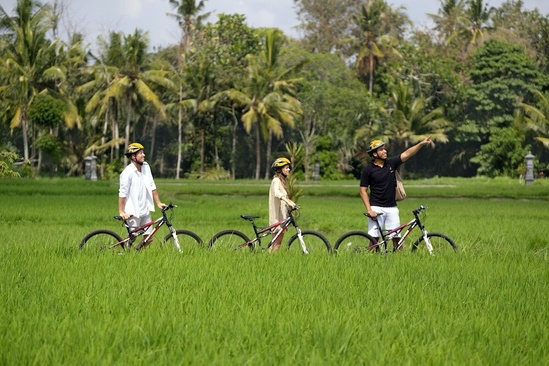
[287,230,331,254]
[334,231,381,253]
[79,230,124,253]
[208,230,252,252]
[162,230,203,253]
[411,232,457,254]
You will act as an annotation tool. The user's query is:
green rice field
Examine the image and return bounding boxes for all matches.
[1,177,548,365]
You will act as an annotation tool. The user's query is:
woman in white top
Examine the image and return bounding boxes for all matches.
[268,157,296,252]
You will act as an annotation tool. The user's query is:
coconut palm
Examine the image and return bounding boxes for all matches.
[464,0,494,45]
[0,0,54,163]
[356,81,450,172]
[82,30,174,164]
[383,81,450,147]
[520,90,549,150]
[167,0,211,178]
[222,29,303,179]
[350,0,409,94]
[428,0,466,44]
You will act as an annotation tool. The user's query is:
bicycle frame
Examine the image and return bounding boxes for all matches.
[110,204,181,251]
[369,205,432,253]
[239,208,304,252]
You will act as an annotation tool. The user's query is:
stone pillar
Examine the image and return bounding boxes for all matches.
[525,151,535,185]
[313,159,320,182]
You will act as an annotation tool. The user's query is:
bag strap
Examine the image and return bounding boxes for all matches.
[395,169,402,182]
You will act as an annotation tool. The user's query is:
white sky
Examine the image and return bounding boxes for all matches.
[2,0,549,50]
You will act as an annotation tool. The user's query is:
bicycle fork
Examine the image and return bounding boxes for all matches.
[422,229,434,255]
[294,227,309,255]
[168,225,182,252]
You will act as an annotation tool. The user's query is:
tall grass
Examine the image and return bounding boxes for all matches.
[0,178,548,365]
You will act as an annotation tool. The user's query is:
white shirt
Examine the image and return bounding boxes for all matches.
[119,162,157,218]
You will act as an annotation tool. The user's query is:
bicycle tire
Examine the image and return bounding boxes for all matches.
[208,230,252,251]
[334,231,383,253]
[79,230,124,252]
[161,230,203,253]
[411,232,457,254]
[287,230,331,254]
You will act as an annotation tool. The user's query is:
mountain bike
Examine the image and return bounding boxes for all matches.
[334,205,457,255]
[208,206,331,254]
[79,203,203,253]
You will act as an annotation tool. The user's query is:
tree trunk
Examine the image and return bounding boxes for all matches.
[231,107,238,180]
[150,115,157,162]
[21,113,29,161]
[176,84,183,179]
[101,108,109,177]
[298,116,317,181]
[37,146,42,174]
[368,54,374,94]
[255,126,261,180]
[264,130,273,179]
[124,97,132,166]
[176,109,182,179]
[200,128,205,176]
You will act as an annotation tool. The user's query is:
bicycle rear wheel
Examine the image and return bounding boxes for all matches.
[287,230,331,254]
[162,230,203,253]
[411,232,457,254]
[79,230,124,253]
[208,230,252,251]
[334,231,383,253]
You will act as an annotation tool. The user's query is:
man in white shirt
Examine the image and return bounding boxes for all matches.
[118,142,165,247]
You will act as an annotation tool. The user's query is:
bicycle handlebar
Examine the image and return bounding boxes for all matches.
[412,205,427,215]
[161,202,176,212]
[114,202,176,221]
[364,205,427,220]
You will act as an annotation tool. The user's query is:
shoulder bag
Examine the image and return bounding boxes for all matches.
[395,170,406,201]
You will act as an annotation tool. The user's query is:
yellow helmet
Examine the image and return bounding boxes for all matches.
[271,157,291,170]
[125,142,144,156]
[367,140,385,153]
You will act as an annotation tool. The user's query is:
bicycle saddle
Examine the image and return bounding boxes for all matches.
[241,215,260,221]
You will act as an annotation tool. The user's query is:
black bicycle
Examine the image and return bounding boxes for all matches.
[208,207,331,254]
[79,203,203,253]
[334,205,457,255]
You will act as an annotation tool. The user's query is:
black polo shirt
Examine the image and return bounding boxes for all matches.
[360,155,402,207]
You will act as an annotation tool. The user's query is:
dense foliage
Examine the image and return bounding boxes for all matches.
[1,0,548,179]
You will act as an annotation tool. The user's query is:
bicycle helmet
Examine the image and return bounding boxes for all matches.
[367,139,385,154]
[125,142,144,156]
[271,157,291,170]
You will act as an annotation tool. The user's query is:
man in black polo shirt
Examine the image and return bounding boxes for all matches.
[360,136,432,250]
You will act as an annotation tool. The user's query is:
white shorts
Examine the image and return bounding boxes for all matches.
[368,206,401,238]
[127,214,154,236]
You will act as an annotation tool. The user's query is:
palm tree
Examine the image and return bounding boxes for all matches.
[384,81,450,146]
[77,43,123,163]
[462,0,495,45]
[520,90,549,150]
[223,29,303,179]
[357,81,450,174]
[0,0,54,164]
[167,0,211,179]
[351,0,409,94]
[177,50,218,176]
[428,0,466,44]
[85,30,174,164]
